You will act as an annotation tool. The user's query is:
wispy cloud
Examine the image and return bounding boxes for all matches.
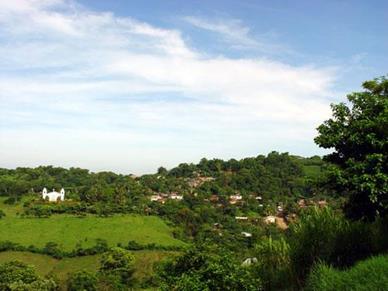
[182,15,289,53]
[0,0,337,173]
[183,16,258,47]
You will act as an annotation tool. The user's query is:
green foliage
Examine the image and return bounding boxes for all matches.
[0,261,38,288]
[253,237,292,290]
[8,278,57,291]
[0,260,56,290]
[67,270,97,291]
[42,242,63,259]
[157,247,262,290]
[306,255,388,291]
[0,214,185,252]
[288,207,387,285]
[315,76,388,220]
[0,210,5,219]
[99,247,135,287]
[289,207,345,281]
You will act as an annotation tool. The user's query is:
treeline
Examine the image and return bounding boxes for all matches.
[0,152,329,202]
[0,239,183,260]
[0,247,143,290]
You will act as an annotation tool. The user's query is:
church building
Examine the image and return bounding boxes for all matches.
[42,187,65,202]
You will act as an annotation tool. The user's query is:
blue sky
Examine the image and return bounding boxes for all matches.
[0,0,387,174]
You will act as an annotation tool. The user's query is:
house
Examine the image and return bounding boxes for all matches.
[235,216,248,221]
[210,195,219,202]
[241,257,258,266]
[298,199,306,208]
[187,176,215,188]
[241,231,252,238]
[318,200,327,208]
[263,215,276,224]
[230,194,242,200]
[169,193,183,200]
[255,196,262,201]
[229,194,243,205]
[42,187,65,202]
[150,195,163,202]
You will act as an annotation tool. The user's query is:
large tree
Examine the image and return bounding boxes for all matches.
[315,76,388,220]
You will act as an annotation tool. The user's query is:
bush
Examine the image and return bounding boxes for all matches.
[43,242,63,259]
[67,270,97,291]
[0,261,38,289]
[157,246,262,290]
[329,221,374,267]
[8,278,57,290]
[289,207,345,281]
[99,247,135,286]
[253,237,292,290]
[306,255,388,291]
[0,241,21,252]
[127,240,143,250]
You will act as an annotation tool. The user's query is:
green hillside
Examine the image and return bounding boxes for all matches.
[0,200,185,251]
[0,250,177,289]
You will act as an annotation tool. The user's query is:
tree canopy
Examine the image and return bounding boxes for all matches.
[315,76,388,220]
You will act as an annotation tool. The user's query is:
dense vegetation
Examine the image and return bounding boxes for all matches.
[0,77,386,290]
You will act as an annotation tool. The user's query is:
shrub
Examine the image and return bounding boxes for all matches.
[8,278,57,290]
[253,237,293,290]
[127,240,142,250]
[67,270,97,291]
[329,221,374,267]
[99,247,135,286]
[305,255,388,291]
[0,261,38,289]
[289,207,345,281]
[0,241,21,252]
[43,242,63,259]
[157,246,262,290]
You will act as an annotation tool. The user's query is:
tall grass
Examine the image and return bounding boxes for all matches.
[288,207,386,286]
[254,236,293,290]
[306,255,388,291]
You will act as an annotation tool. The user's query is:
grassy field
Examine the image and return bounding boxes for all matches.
[0,199,186,251]
[306,255,388,291]
[303,165,322,179]
[0,250,177,289]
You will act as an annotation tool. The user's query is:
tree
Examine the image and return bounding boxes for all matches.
[67,270,97,291]
[99,247,135,286]
[157,246,261,290]
[0,261,38,289]
[315,76,388,220]
[157,167,168,175]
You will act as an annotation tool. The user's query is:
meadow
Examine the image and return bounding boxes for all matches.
[0,250,177,289]
[0,199,186,251]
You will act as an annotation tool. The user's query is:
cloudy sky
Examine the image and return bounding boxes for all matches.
[0,0,387,174]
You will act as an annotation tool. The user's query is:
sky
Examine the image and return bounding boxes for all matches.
[0,0,387,174]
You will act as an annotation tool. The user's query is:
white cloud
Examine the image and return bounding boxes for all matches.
[182,16,290,53]
[183,16,257,47]
[0,0,337,173]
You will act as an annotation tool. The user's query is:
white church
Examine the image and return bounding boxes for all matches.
[42,188,65,202]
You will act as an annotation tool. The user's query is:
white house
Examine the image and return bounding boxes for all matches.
[242,257,258,266]
[241,231,252,238]
[150,194,163,202]
[264,215,276,224]
[235,216,248,220]
[230,194,242,200]
[42,187,65,202]
[169,193,183,200]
